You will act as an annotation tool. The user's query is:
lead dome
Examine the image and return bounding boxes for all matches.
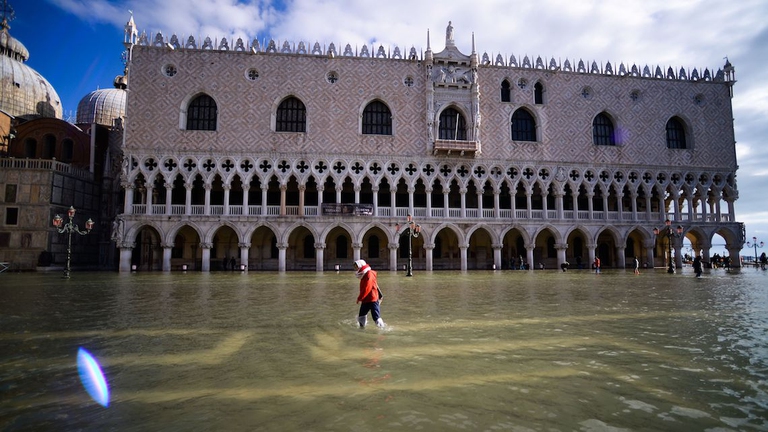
[0,17,63,120]
[76,75,127,126]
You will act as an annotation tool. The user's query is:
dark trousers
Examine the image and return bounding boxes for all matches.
[358,301,381,321]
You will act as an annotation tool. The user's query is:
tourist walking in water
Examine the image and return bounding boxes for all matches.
[354,259,385,328]
[594,257,601,273]
[693,256,703,277]
[634,257,640,275]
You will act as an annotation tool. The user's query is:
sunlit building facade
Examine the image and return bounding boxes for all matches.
[115,18,744,272]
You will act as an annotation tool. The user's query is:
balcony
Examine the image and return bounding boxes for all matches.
[433,139,479,156]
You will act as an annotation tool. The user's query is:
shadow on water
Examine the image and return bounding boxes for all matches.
[1,268,767,431]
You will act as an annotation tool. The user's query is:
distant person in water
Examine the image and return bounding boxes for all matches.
[354,260,384,328]
[594,257,601,274]
[634,257,640,275]
[693,256,703,277]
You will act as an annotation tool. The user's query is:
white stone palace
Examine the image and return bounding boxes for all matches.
[115,17,744,272]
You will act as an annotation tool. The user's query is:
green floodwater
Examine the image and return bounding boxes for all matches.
[0,267,767,431]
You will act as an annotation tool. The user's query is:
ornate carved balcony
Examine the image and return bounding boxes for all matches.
[433,139,479,156]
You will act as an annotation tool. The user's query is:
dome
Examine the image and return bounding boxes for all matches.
[76,78,127,126]
[0,21,63,120]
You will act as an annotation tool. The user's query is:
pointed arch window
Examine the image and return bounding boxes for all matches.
[511,108,536,142]
[362,100,392,135]
[534,82,544,104]
[666,117,687,149]
[592,113,615,146]
[501,79,511,102]
[186,94,217,131]
[276,96,306,132]
[439,108,466,141]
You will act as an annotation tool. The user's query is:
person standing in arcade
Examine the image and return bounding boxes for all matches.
[354,260,385,328]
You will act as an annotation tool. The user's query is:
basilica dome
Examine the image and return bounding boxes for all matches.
[76,75,127,126]
[0,19,63,120]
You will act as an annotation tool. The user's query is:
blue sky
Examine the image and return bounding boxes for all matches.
[12,0,768,250]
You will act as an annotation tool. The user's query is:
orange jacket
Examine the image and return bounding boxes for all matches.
[357,269,379,303]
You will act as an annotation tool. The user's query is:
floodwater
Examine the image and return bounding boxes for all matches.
[1,267,766,431]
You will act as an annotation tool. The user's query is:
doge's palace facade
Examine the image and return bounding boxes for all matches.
[115,17,744,272]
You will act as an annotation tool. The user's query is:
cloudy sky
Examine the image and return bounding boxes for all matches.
[12,0,768,252]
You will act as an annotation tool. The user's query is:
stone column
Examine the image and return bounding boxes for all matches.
[161,243,173,272]
[460,188,467,218]
[242,185,250,215]
[223,184,231,215]
[185,182,192,215]
[425,243,434,271]
[123,184,134,214]
[389,243,399,272]
[203,183,212,216]
[492,243,502,270]
[587,191,594,220]
[200,242,212,272]
[526,245,535,271]
[460,244,468,272]
[315,243,325,272]
[408,186,415,216]
[493,190,500,219]
[541,189,549,219]
[554,191,563,220]
[165,182,173,215]
[261,184,268,216]
[278,242,288,272]
[443,190,450,217]
[298,185,306,217]
[643,239,655,269]
[426,187,433,218]
[145,185,153,214]
[118,244,134,273]
[279,184,287,216]
[354,185,361,204]
[372,186,379,216]
[239,243,250,271]
[556,243,567,269]
[352,242,362,262]
[588,243,597,270]
[526,189,533,219]
[726,243,741,268]
[615,246,626,268]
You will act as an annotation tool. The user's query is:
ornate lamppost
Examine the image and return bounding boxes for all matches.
[653,219,683,274]
[52,206,94,278]
[395,214,421,277]
[746,236,764,267]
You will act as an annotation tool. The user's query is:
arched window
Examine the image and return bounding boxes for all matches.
[43,135,55,159]
[501,79,511,102]
[276,97,306,132]
[439,108,466,140]
[534,82,544,104]
[186,94,217,131]
[593,113,615,146]
[24,138,36,158]
[61,139,74,162]
[362,101,392,135]
[511,108,536,142]
[666,117,687,149]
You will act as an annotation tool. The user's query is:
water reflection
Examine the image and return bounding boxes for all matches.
[0,268,766,430]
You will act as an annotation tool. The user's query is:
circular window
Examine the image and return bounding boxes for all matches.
[581,86,593,100]
[246,68,259,81]
[163,64,177,77]
[404,76,414,87]
[326,71,339,84]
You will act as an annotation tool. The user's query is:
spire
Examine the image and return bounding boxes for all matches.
[426,28,430,51]
[471,32,475,54]
[124,10,137,46]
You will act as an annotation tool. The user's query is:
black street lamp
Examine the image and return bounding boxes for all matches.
[653,219,683,274]
[746,236,764,267]
[395,213,421,277]
[52,206,94,278]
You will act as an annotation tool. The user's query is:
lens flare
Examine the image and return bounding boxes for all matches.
[77,348,110,407]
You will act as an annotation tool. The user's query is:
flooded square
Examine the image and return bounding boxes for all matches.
[1,268,766,431]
